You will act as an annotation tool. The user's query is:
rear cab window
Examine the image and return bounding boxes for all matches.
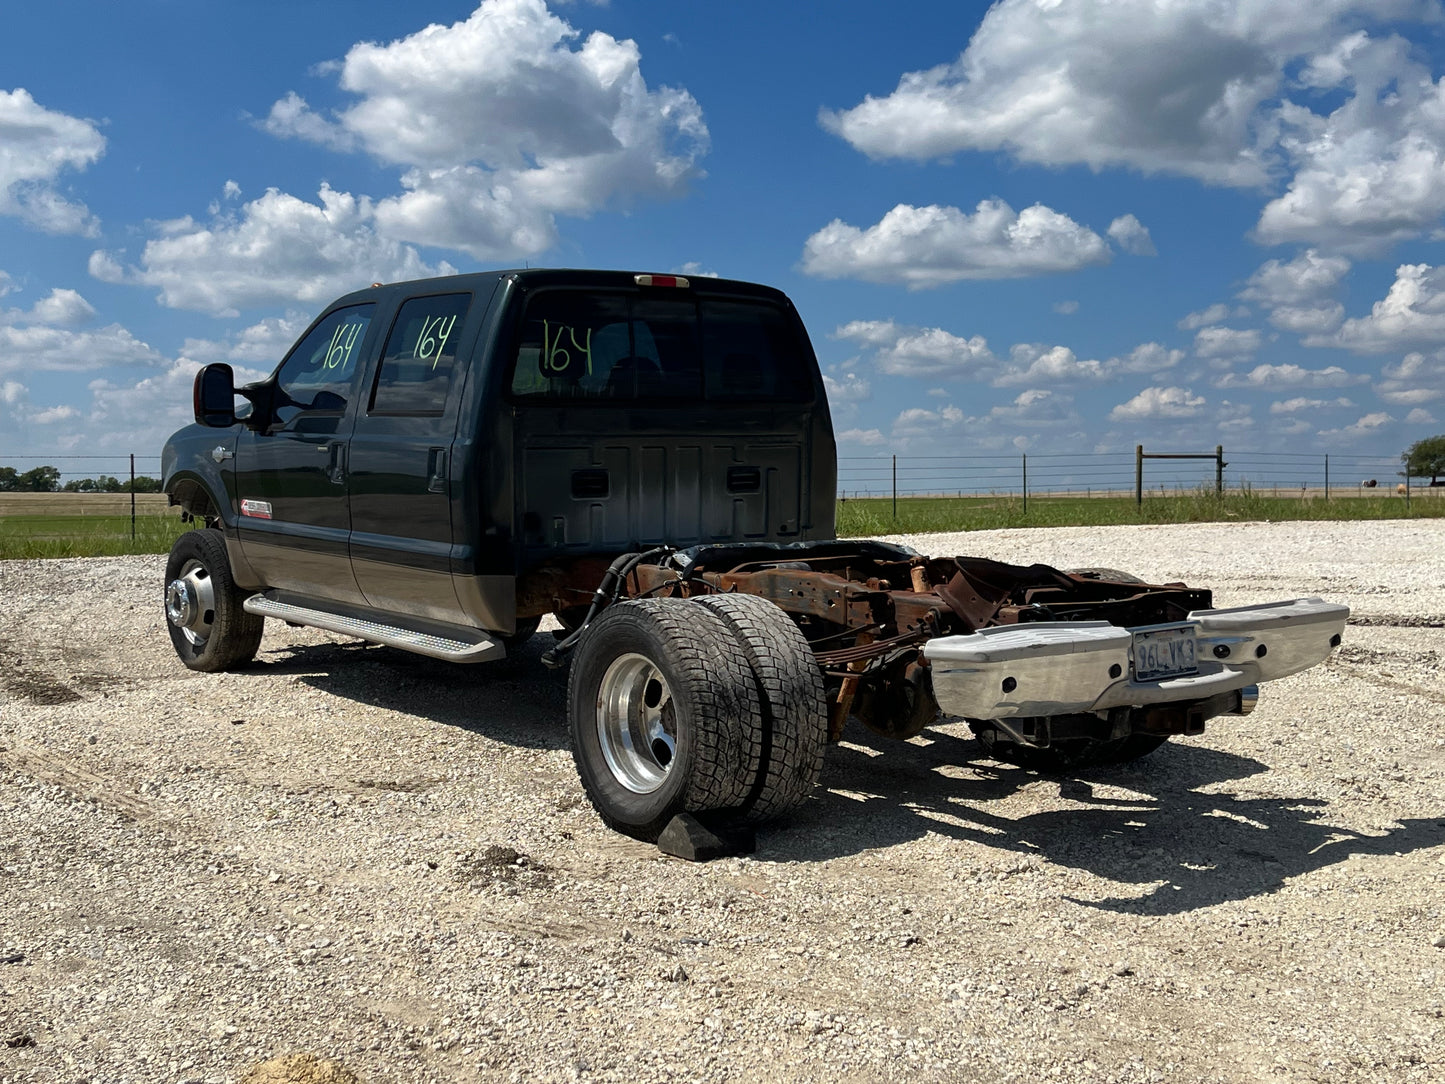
[508,289,813,403]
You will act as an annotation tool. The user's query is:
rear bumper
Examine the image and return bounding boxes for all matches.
[922,597,1348,721]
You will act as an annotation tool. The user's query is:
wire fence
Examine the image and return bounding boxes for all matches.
[0,447,1438,504]
[838,447,1435,501]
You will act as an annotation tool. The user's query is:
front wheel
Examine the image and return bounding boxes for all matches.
[163,529,263,672]
[567,599,764,841]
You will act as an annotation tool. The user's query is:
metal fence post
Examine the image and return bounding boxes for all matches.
[1022,453,1028,514]
[1324,454,1329,500]
[1135,445,1144,508]
[129,453,136,540]
[891,454,897,522]
[1215,445,1224,497]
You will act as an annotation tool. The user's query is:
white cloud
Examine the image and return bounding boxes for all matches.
[1110,386,1206,420]
[264,0,707,259]
[89,185,456,316]
[1193,325,1262,361]
[0,287,96,327]
[801,200,1110,287]
[1405,407,1437,424]
[1318,410,1395,440]
[0,88,104,236]
[821,1,1445,252]
[1268,396,1355,414]
[834,320,996,378]
[1376,350,1445,404]
[181,312,313,366]
[994,343,1107,386]
[1111,342,1186,375]
[822,371,871,403]
[836,427,886,446]
[0,271,15,298]
[1214,362,1367,389]
[1315,263,1445,353]
[1179,304,1235,330]
[1053,300,1079,315]
[1239,249,1352,334]
[1256,33,1445,252]
[1106,214,1156,256]
[0,323,163,377]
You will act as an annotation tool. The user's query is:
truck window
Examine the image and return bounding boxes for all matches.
[272,303,375,427]
[370,293,472,415]
[509,290,811,403]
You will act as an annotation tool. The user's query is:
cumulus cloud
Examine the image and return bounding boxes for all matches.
[263,0,707,259]
[836,427,886,446]
[1239,249,1351,333]
[822,370,871,404]
[1268,396,1355,414]
[0,323,163,378]
[1192,325,1263,361]
[1405,407,1438,424]
[1214,362,1367,389]
[834,320,996,378]
[821,1,1445,251]
[181,312,314,366]
[801,200,1111,287]
[0,287,96,327]
[1106,214,1156,255]
[1110,386,1207,420]
[0,88,104,236]
[89,185,456,316]
[1313,263,1445,353]
[1376,350,1445,404]
[1053,300,1079,315]
[1317,410,1395,441]
[837,319,1183,386]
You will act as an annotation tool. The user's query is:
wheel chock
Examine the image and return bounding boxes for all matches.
[657,812,756,861]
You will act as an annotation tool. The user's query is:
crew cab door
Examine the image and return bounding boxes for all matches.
[347,290,483,623]
[233,303,377,605]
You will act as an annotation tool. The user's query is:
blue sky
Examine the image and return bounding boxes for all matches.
[4,0,1445,474]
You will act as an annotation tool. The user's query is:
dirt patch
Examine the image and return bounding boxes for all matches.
[240,1053,363,1084]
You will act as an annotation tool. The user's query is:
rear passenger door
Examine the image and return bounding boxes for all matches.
[348,290,482,623]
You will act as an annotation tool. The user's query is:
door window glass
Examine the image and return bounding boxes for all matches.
[370,293,472,414]
[272,303,375,427]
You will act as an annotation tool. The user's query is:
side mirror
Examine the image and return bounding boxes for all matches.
[193,363,237,428]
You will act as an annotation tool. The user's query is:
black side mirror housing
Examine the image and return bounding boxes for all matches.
[193,363,237,428]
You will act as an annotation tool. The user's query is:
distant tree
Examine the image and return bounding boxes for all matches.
[126,476,162,493]
[17,465,61,492]
[93,475,123,493]
[0,467,16,492]
[1402,434,1445,484]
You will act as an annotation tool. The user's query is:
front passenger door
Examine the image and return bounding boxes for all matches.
[233,303,377,605]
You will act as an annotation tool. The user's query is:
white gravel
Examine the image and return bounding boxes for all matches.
[1,520,1443,1083]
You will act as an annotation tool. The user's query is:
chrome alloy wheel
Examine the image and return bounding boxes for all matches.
[164,559,217,647]
[596,653,677,794]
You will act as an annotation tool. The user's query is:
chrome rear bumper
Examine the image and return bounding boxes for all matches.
[922,597,1348,721]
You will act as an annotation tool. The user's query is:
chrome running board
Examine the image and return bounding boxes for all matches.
[243,593,505,663]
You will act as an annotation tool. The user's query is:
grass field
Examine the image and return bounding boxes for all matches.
[835,488,1445,536]
[2,488,1443,560]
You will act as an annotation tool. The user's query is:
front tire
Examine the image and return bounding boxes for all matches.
[163,529,263,672]
[567,599,764,841]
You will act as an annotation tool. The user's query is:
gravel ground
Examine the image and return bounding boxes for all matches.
[1,520,1442,1084]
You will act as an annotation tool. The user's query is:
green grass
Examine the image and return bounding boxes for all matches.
[2,488,1441,559]
[0,512,190,559]
[835,489,1445,537]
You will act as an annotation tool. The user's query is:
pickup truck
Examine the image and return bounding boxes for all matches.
[162,269,1348,841]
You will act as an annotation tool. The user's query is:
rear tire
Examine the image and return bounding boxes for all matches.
[567,599,763,841]
[163,529,263,672]
[695,593,828,821]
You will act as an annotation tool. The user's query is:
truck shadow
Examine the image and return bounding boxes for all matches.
[250,636,571,751]
[771,727,1445,916]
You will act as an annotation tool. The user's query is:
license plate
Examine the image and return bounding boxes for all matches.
[1133,625,1198,682]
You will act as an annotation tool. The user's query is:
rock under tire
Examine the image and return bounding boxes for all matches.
[567,599,764,841]
[695,593,828,822]
[163,528,264,673]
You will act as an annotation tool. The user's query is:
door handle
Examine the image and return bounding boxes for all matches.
[325,442,346,485]
[427,448,447,494]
